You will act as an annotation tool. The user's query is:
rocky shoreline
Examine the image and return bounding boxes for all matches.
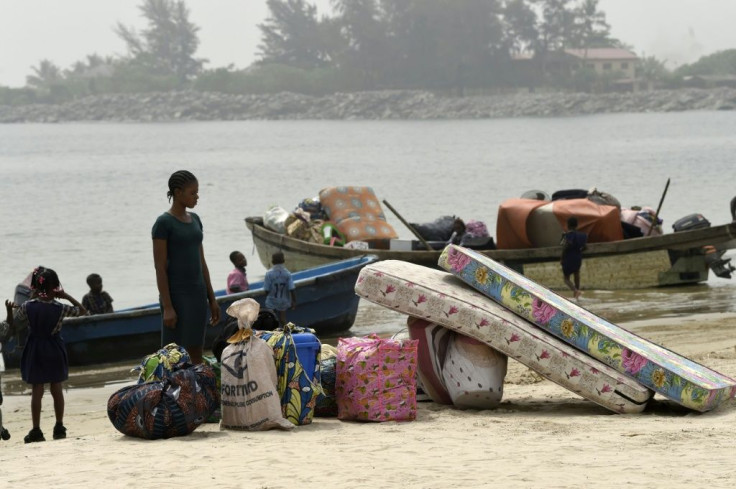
[2,87,736,123]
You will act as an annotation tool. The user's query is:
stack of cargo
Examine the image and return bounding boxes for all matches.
[354,245,736,413]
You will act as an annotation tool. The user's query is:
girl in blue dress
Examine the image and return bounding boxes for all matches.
[152,170,221,365]
[2,267,86,443]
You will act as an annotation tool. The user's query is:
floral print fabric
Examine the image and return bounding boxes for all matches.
[336,334,418,422]
[439,244,736,412]
[257,328,321,426]
[355,260,652,414]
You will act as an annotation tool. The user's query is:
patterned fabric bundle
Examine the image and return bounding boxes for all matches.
[406,318,507,409]
[441,331,507,409]
[407,318,453,405]
[315,356,337,417]
[318,186,398,247]
[257,326,321,426]
[336,334,418,422]
[202,355,222,422]
[107,363,219,439]
[132,343,190,384]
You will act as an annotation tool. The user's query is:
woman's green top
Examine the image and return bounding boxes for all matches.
[151,212,205,293]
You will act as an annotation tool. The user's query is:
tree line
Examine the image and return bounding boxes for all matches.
[1,0,734,106]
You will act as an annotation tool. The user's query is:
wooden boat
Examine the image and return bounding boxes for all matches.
[245,216,736,290]
[1,255,378,368]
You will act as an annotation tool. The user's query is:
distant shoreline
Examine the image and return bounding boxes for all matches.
[1,87,735,123]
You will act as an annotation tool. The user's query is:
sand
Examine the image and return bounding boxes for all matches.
[2,313,736,489]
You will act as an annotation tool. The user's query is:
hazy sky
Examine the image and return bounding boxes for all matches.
[1,0,734,88]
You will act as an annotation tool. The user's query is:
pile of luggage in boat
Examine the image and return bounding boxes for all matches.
[504,187,734,278]
[261,185,494,251]
[500,187,665,249]
[262,186,400,250]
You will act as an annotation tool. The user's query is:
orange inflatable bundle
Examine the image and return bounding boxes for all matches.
[319,186,398,249]
[496,198,623,249]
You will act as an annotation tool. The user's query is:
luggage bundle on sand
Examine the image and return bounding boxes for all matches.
[107,360,219,440]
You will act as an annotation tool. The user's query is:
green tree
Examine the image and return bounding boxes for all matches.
[329,0,506,90]
[26,59,63,89]
[571,0,611,49]
[638,55,670,89]
[330,0,392,89]
[502,0,539,55]
[116,0,205,83]
[534,0,576,53]
[258,0,340,69]
[675,49,736,76]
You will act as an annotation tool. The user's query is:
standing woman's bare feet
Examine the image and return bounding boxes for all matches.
[574,289,582,300]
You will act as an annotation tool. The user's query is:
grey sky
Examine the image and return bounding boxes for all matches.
[1,0,734,88]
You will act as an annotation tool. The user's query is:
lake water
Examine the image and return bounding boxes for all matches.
[2,112,736,347]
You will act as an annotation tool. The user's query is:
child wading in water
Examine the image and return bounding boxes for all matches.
[2,267,86,443]
[560,216,588,300]
[264,252,296,326]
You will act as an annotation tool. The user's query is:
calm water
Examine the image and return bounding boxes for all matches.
[2,113,736,384]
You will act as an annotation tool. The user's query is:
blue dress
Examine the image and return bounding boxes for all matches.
[151,212,208,348]
[19,299,78,384]
[561,230,588,276]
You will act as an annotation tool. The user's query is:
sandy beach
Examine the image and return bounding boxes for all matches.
[2,312,736,489]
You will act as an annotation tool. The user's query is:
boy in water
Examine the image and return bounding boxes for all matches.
[263,252,296,326]
[226,251,249,294]
[560,216,587,300]
[82,273,113,315]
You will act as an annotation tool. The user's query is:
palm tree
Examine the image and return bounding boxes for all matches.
[26,59,63,89]
[637,55,669,91]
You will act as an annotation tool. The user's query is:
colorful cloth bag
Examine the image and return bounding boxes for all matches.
[257,325,322,426]
[132,343,190,384]
[107,363,219,439]
[336,334,418,422]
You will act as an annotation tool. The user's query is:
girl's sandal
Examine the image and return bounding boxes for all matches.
[24,427,45,443]
[53,423,67,440]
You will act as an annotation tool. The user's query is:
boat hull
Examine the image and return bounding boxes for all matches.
[246,217,736,290]
[508,249,709,289]
[2,255,377,368]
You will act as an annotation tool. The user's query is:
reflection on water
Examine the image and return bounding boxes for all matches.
[2,362,138,396]
[569,282,736,323]
[3,281,735,394]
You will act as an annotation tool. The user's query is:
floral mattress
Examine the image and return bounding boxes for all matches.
[355,260,652,414]
[438,244,736,412]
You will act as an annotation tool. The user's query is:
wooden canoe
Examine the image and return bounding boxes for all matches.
[2,255,378,368]
[245,216,736,289]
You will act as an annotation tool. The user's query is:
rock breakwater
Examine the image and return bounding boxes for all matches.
[1,88,735,123]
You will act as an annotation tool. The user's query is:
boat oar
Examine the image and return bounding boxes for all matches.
[382,199,434,251]
[647,178,671,236]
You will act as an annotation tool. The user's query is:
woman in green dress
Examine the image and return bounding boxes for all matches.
[152,170,220,364]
